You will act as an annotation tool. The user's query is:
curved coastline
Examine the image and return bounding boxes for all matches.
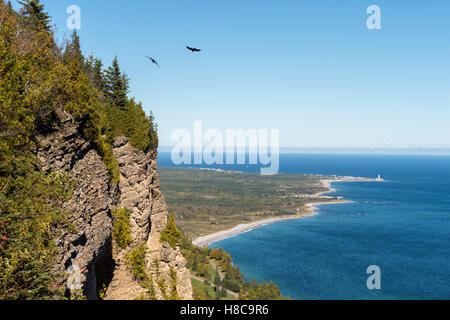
[193,176,379,248]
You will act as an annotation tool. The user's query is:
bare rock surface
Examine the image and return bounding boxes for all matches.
[104,137,192,300]
[37,116,192,300]
[37,116,116,299]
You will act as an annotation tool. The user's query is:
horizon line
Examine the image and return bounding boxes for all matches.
[157,146,450,156]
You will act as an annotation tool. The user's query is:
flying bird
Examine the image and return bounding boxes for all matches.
[186,46,201,52]
[145,56,160,67]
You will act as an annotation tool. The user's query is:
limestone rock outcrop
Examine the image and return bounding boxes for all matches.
[37,114,116,300]
[104,137,192,300]
[36,115,192,300]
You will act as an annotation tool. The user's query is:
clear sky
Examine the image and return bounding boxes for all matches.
[15,0,450,149]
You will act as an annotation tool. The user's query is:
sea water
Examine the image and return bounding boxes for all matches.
[158,153,450,299]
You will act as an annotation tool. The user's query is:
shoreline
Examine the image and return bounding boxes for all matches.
[193,175,380,248]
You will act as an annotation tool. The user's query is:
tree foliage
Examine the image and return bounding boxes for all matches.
[111,207,132,249]
[62,30,83,66]
[0,1,159,299]
[104,56,129,110]
[126,244,149,283]
[168,267,180,300]
[0,152,75,299]
[180,234,287,300]
[18,0,51,32]
[160,213,182,249]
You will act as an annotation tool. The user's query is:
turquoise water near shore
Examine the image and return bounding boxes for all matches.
[159,153,450,299]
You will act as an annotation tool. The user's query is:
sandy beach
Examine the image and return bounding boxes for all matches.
[193,175,379,248]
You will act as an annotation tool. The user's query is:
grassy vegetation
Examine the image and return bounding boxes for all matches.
[191,277,216,300]
[159,167,335,238]
[191,278,235,300]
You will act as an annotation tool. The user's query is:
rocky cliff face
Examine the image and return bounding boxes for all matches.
[36,114,192,300]
[104,136,192,300]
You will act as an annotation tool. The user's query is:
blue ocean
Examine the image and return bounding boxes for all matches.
[158,153,450,299]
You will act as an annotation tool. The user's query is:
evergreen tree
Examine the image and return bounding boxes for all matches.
[203,288,210,300]
[160,213,182,249]
[215,287,221,300]
[83,54,105,92]
[18,0,51,31]
[147,111,159,150]
[192,257,198,271]
[104,56,129,109]
[63,30,83,66]
[83,54,94,83]
[220,287,227,298]
[168,267,180,300]
[152,258,160,279]
[213,268,222,289]
[147,276,157,300]
[92,58,105,91]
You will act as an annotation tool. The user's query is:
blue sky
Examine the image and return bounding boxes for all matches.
[14,0,450,149]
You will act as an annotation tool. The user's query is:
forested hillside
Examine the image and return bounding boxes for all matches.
[0,0,157,299]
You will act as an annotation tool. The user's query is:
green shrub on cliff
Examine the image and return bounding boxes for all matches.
[111,207,132,249]
[160,213,182,249]
[127,244,159,300]
[80,108,120,185]
[168,267,180,300]
[157,277,168,300]
[0,152,74,299]
[126,244,149,283]
[103,100,158,152]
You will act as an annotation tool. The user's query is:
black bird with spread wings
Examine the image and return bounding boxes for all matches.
[186,46,201,52]
[145,56,160,67]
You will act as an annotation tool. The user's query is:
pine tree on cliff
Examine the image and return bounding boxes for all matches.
[104,56,129,109]
[92,58,105,91]
[3,1,12,12]
[213,270,222,290]
[63,30,83,66]
[160,213,182,249]
[83,54,105,92]
[18,0,51,31]
[147,111,159,151]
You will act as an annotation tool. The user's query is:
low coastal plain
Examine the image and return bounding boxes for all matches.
[158,167,381,247]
